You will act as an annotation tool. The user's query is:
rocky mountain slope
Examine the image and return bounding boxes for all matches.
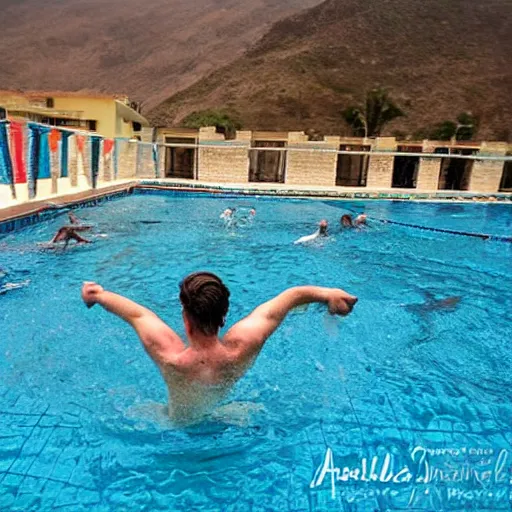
[149,0,512,139]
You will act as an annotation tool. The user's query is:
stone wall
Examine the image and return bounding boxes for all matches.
[416,141,442,191]
[469,142,508,193]
[286,133,339,186]
[117,140,137,179]
[197,127,250,183]
[366,138,396,188]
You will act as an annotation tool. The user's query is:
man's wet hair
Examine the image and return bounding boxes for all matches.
[341,214,353,227]
[179,272,230,336]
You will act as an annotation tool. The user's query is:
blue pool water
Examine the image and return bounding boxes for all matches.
[0,193,511,511]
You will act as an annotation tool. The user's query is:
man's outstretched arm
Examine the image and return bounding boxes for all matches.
[225,286,357,359]
[81,282,185,364]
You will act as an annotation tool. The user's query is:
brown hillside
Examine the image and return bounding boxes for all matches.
[0,0,320,109]
[149,0,512,140]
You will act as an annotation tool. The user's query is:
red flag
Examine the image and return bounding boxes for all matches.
[103,139,114,155]
[10,121,27,183]
[49,129,61,153]
[76,135,85,153]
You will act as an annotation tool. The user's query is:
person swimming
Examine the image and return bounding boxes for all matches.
[220,207,256,229]
[49,225,92,247]
[340,214,367,229]
[294,219,328,244]
[220,208,235,221]
[81,272,357,425]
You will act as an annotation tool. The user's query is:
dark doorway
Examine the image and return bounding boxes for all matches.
[165,137,196,179]
[335,145,370,186]
[438,148,477,190]
[249,141,286,183]
[499,156,512,191]
[392,145,421,188]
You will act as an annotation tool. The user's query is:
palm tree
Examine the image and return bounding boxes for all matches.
[182,109,242,139]
[342,88,405,137]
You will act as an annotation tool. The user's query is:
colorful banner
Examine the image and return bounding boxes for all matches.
[39,130,51,179]
[60,131,73,178]
[90,136,101,189]
[76,135,85,154]
[27,123,51,198]
[0,121,16,199]
[9,121,26,184]
[103,139,114,156]
[152,143,159,178]
[49,129,61,153]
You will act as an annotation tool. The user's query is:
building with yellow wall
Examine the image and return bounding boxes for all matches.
[0,90,149,139]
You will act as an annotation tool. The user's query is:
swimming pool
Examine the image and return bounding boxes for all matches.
[1,192,511,511]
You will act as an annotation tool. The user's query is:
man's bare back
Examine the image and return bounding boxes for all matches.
[81,272,357,424]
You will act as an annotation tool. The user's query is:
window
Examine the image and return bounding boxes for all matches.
[87,120,97,132]
[164,137,196,179]
[391,146,422,188]
[249,141,287,183]
[46,98,54,108]
[499,156,512,191]
[335,145,370,186]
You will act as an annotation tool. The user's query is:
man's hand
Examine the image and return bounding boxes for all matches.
[326,289,358,316]
[82,281,104,308]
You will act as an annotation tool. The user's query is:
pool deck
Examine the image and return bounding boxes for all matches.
[0,178,511,224]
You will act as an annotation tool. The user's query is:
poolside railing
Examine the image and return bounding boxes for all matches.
[0,120,511,207]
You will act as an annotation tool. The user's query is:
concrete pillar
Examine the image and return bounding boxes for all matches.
[137,142,158,179]
[103,150,113,182]
[68,135,78,187]
[158,144,165,178]
[469,142,508,193]
[50,148,60,195]
[117,139,138,179]
[286,134,339,186]
[366,137,396,188]
[198,127,250,183]
[416,140,442,191]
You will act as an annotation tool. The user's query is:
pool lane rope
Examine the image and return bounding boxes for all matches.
[328,202,512,243]
[376,218,512,242]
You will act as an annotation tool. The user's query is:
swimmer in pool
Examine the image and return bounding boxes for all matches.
[220,208,234,220]
[220,208,236,228]
[340,214,353,228]
[81,272,357,424]
[50,225,92,247]
[341,214,367,229]
[354,214,367,226]
[294,219,328,244]
[68,211,80,224]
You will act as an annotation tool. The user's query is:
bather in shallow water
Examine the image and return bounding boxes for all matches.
[81,271,357,425]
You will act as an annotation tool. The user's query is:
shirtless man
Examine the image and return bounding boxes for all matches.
[81,272,357,424]
[51,225,91,246]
